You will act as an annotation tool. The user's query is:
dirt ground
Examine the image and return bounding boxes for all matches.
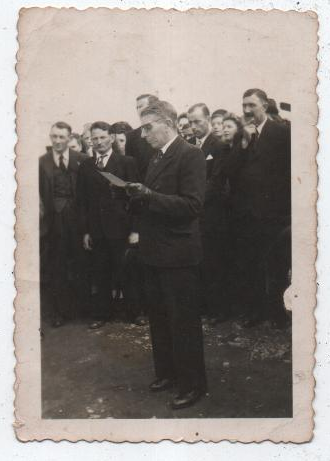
[41,312,292,419]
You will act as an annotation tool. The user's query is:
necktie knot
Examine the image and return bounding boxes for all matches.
[154,150,164,164]
[96,153,108,170]
[59,154,67,171]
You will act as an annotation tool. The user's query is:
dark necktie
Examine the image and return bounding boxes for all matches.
[250,129,259,154]
[96,154,108,170]
[59,154,67,172]
[153,150,164,164]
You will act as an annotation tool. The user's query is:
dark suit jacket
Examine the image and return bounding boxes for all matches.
[225,119,291,224]
[125,127,156,181]
[137,136,206,267]
[192,133,230,234]
[39,148,85,236]
[77,151,138,240]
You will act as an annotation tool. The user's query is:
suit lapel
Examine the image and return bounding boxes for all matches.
[42,151,56,192]
[251,119,272,161]
[145,136,181,187]
[201,134,214,157]
[103,150,121,175]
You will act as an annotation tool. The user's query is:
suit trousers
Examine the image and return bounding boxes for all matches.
[144,264,207,394]
[91,237,126,320]
[230,214,288,320]
[47,201,82,322]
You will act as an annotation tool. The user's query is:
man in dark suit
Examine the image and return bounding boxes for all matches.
[77,121,139,329]
[39,121,87,327]
[225,88,291,328]
[126,100,207,410]
[188,103,231,324]
[125,94,159,181]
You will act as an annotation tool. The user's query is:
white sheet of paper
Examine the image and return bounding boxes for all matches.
[99,171,127,188]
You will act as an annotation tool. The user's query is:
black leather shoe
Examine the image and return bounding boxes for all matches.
[149,378,174,392]
[171,389,204,410]
[88,320,105,330]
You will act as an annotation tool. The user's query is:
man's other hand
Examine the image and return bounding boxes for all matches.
[83,233,93,251]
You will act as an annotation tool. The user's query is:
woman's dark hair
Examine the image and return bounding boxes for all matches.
[112,121,133,134]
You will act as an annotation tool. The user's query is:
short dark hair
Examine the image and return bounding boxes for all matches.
[90,121,114,134]
[136,94,159,105]
[211,109,228,119]
[112,121,133,134]
[177,112,189,123]
[243,88,268,104]
[188,103,210,118]
[51,121,72,134]
[140,100,177,126]
[266,98,279,116]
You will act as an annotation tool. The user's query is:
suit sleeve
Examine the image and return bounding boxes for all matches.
[148,148,206,219]
[76,163,89,235]
[39,159,52,236]
[205,143,231,204]
[125,155,140,183]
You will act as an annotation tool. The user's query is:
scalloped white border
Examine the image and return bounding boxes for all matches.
[1,0,329,458]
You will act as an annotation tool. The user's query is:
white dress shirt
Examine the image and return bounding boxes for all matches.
[95,148,113,168]
[256,117,267,135]
[196,131,211,149]
[161,135,178,154]
[53,148,69,168]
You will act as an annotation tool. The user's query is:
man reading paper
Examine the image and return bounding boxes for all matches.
[127,100,207,410]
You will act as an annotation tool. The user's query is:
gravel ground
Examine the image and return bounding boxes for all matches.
[41,316,292,419]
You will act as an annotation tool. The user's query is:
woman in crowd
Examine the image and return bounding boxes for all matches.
[68,132,83,153]
[211,109,227,138]
[222,113,243,148]
[81,123,94,156]
[112,121,133,155]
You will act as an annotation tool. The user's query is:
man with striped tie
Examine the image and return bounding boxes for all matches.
[77,121,138,329]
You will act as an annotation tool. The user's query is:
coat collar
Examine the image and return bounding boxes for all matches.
[250,118,273,160]
[145,135,183,187]
[42,148,81,175]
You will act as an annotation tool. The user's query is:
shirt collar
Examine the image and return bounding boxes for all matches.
[256,117,267,135]
[197,130,211,148]
[96,147,113,159]
[161,135,178,154]
[52,148,69,165]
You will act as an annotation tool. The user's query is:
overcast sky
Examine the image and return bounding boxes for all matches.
[17,8,314,153]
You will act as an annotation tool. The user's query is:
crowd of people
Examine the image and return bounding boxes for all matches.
[39,89,291,409]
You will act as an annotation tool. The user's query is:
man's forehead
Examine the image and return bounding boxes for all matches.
[141,113,159,124]
[243,94,262,104]
[189,108,205,119]
[91,128,109,135]
[137,97,149,106]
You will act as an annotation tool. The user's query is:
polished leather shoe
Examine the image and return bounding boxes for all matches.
[171,389,204,410]
[149,378,174,392]
[88,320,105,330]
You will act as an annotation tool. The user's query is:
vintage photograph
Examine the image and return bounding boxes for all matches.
[15,8,317,442]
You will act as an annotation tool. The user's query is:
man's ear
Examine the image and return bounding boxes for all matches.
[110,133,116,143]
